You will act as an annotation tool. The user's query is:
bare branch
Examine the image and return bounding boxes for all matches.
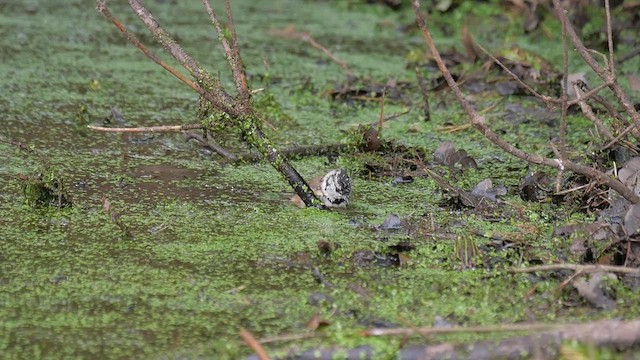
[88,124,202,133]
[573,83,615,142]
[201,0,249,104]
[96,1,201,95]
[553,0,640,130]
[410,0,640,204]
[604,0,615,76]
[96,0,323,208]
[509,263,640,275]
[240,328,272,360]
[224,0,248,102]
[477,44,556,104]
[364,322,558,337]
[271,26,351,75]
[126,0,235,115]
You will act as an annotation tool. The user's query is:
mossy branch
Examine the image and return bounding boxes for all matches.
[95,0,322,208]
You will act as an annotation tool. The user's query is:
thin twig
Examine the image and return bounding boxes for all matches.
[184,131,238,161]
[573,83,615,142]
[363,322,558,337]
[259,332,320,344]
[553,0,640,131]
[377,89,385,134]
[240,328,272,360]
[618,45,640,64]
[201,0,249,105]
[126,0,235,115]
[223,0,249,104]
[414,66,431,121]
[98,0,322,208]
[271,26,351,75]
[410,0,640,204]
[235,143,349,163]
[509,263,640,275]
[603,123,640,151]
[604,0,615,76]
[477,44,557,104]
[95,1,201,95]
[556,17,569,193]
[88,124,203,132]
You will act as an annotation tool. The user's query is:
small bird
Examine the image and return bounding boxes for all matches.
[291,169,351,208]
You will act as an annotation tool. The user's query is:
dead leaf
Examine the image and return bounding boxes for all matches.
[618,157,640,195]
[306,314,331,330]
[629,75,640,92]
[520,171,553,202]
[433,141,477,169]
[623,204,640,236]
[379,214,403,230]
[471,178,507,201]
[461,25,478,62]
[573,272,617,310]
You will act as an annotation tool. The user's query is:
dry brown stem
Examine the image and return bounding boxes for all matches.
[88,124,202,133]
[509,263,640,275]
[96,0,322,208]
[363,322,558,337]
[552,0,640,131]
[410,0,640,204]
[184,131,238,161]
[573,83,615,141]
[240,328,272,360]
[271,25,351,75]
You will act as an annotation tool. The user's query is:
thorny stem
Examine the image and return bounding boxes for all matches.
[410,0,640,204]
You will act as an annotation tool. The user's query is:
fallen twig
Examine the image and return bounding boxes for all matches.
[271,25,351,75]
[88,124,203,133]
[363,322,558,337]
[240,328,271,360]
[410,0,640,204]
[509,263,640,275]
[184,131,238,161]
[258,332,320,344]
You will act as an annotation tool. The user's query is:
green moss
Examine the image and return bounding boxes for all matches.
[1,0,639,358]
[20,166,72,208]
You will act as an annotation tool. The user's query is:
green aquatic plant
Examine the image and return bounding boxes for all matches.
[20,167,72,208]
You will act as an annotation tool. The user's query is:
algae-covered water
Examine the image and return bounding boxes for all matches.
[1,1,639,359]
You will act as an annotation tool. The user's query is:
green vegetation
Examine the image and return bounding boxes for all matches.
[1,1,638,358]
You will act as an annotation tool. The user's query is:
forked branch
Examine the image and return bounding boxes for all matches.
[95,0,322,208]
[410,0,640,204]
